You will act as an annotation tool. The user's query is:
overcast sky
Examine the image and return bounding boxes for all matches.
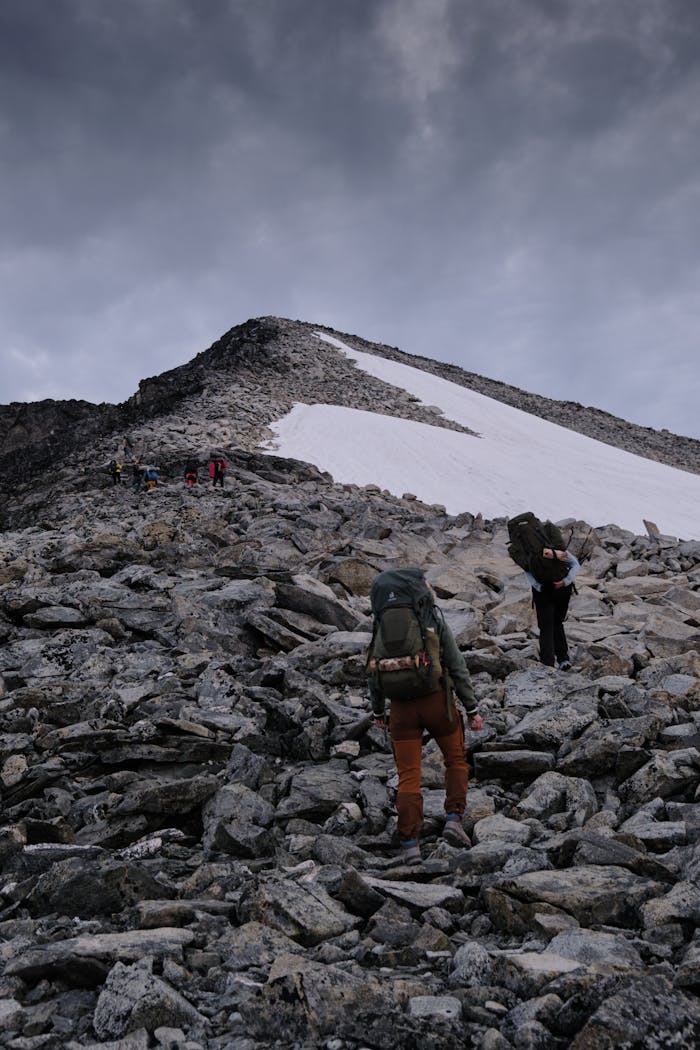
[1,0,699,439]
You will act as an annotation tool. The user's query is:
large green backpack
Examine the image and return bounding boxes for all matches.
[507,512,569,584]
[367,568,444,701]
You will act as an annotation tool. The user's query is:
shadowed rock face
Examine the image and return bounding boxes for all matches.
[0,323,699,1048]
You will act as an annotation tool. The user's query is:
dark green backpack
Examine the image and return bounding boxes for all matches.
[507,512,569,584]
[367,568,443,701]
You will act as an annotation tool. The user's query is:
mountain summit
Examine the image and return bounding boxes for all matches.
[1,316,699,537]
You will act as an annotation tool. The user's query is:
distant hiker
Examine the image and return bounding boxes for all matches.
[209,454,227,488]
[122,434,135,463]
[131,461,142,490]
[142,464,159,491]
[184,460,198,487]
[108,460,122,485]
[367,568,483,864]
[507,512,581,670]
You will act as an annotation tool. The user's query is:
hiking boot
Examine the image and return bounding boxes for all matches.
[397,839,422,865]
[558,659,572,671]
[442,817,471,848]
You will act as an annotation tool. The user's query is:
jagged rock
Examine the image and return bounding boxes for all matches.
[449,941,494,987]
[501,694,598,751]
[502,668,582,709]
[618,809,686,851]
[362,875,464,912]
[331,867,386,918]
[642,613,700,658]
[23,856,172,917]
[452,839,528,876]
[667,800,700,843]
[409,995,462,1020]
[219,919,303,973]
[619,747,700,804]
[238,953,399,1045]
[24,605,89,629]
[67,1032,150,1050]
[237,873,361,945]
[484,866,664,932]
[5,928,195,983]
[0,997,23,1033]
[93,960,206,1040]
[275,761,357,821]
[362,896,423,951]
[492,951,582,997]
[569,974,700,1049]
[640,880,700,928]
[473,814,532,846]
[325,556,377,596]
[546,929,643,970]
[557,716,657,777]
[275,575,361,631]
[516,771,598,827]
[474,750,556,782]
[567,831,675,881]
[676,940,700,990]
[201,783,275,857]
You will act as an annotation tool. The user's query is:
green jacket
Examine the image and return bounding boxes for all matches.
[370,611,478,718]
[439,617,478,715]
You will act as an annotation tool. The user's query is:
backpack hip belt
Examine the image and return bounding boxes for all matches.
[368,652,431,673]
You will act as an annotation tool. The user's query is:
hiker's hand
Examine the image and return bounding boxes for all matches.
[553,580,565,589]
[555,549,569,562]
[374,717,386,730]
[466,713,483,731]
[543,548,554,559]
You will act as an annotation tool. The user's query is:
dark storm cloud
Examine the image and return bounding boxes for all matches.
[1,0,699,439]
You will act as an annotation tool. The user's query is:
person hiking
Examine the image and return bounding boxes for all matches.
[367,568,483,865]
[108,460,122,485]
[142,464,158,491]
[130,460,142,490]
[184,460,198,487]
[507,512,580,670]
[122,434,136,463]
[208,454,227,488]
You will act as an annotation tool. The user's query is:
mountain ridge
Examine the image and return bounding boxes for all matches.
[1,316,699,521]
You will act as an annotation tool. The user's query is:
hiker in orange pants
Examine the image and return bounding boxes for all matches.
[368,569,484,864]
[379,689,483,861]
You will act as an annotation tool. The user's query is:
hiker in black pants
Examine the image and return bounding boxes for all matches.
[208,456,227,488]
[526,550,580,669]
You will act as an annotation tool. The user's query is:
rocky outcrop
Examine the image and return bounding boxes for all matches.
[0,436,699,1048]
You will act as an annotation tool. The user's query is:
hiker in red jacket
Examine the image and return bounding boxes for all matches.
[208,455,227,488]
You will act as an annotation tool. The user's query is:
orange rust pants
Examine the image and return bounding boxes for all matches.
[389,689,468,841]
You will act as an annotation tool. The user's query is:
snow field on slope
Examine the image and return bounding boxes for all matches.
[260,332,700,540]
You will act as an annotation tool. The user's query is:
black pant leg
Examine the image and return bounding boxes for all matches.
[552,585,572,662]
[533,588,556,666]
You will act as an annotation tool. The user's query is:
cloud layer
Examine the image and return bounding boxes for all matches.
[1,0,699,438]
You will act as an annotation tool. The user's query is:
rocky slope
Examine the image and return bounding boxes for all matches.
[2,320,700,1048]
[1,421,699,1049]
